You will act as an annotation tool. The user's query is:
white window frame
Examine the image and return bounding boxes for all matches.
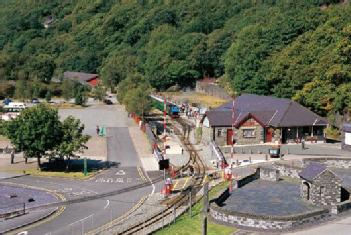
[243,128,256,138]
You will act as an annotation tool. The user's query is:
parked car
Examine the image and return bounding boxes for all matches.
[103,99,113,105]
[31,98,40,104]
[3,98,12,105]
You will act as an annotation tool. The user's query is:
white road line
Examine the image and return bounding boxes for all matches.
[104,200,110,209]
[143,168,155,195]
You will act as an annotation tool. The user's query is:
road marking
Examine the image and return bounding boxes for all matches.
[104,200,110,209]
[16,231,27,235]
[183,177,190,189]
[173,179,179,189]
[115,169,126,175]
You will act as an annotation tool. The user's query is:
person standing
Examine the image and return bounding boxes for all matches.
[96,125,100,135]
[301,137,305,150]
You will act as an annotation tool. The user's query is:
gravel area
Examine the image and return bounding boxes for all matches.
[222,180,320,216]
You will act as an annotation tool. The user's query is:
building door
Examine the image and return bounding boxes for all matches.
[227,129,234,145]
[266,128,273,143]
[282,128,287,144]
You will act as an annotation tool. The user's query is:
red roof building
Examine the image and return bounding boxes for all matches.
[63,71,99,87]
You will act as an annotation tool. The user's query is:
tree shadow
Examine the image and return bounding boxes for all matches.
[40,159,117,172]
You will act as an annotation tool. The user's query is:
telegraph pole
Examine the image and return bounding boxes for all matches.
[202,181,209,235]
[231,96,238,166]
[163,97,167,181]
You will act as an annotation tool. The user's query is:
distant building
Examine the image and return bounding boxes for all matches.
[63,71,99,87]
[201,94,328,145]
[342,123,351,151]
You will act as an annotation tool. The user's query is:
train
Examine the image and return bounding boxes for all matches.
[150,95,180,117]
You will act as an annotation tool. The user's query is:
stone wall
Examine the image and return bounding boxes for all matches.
[331,200,351,214]
[202,126,213,144]
[260,167,280,182]
[273,162,302,179]
[309,171,342,206]
[210,204,330,231]
[302,158,351,169]
[236,124,264,145]
[235,168,260,188]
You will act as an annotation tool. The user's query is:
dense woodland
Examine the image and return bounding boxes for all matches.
[0,0,350,118]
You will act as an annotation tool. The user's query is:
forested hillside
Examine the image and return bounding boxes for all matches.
[0,0,350,117]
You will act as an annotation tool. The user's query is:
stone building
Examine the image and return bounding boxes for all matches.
[299,162,341,206]
[201,94,328,146]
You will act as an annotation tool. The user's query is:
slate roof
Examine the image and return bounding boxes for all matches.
[343,123,351,132]
[63,72,98,82]
[299,162,327,181]
[205,94,328,127]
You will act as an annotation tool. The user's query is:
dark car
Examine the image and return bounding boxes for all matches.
[3,98,12,105]
[103,99,113,105]
[31,98,40,104]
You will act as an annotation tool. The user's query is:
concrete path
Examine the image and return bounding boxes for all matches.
[285,213,351,235]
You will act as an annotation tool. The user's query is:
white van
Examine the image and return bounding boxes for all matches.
[7,102,27,109]
[4,102,27,112]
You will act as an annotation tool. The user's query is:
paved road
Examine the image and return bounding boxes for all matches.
[285,213,351,235]
[1,103,154,234]
[106,127,141,167]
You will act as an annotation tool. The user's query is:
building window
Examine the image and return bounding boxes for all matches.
[320,186,325,197]
[243,129,255,138]
[217,129,222,137]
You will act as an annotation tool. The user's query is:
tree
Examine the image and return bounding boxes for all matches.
[15,80,32,101]
[118,74,153,119]
[61,79,75,101]
[54,116,90,171]
[3,104,62,169]
[74,86,87,106]
[45,90,52,102]
[92,84,106,101]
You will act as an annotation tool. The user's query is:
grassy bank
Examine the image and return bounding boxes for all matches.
[155,182,236,235]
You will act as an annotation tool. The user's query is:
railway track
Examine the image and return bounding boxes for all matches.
[108,117,207,235]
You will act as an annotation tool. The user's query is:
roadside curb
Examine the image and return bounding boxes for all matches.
[3,207,60,235]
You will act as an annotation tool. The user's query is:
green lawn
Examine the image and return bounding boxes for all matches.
[14,169,95,179]
[155,182,236,235]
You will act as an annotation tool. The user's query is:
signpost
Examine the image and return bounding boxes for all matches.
[83,157,87,176]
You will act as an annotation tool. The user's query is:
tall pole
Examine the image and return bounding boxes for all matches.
[163,97,167,182]
[163,97,167,156]
[202,181,209,235]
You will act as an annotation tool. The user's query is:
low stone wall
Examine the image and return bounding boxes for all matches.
[331,200,351,214]
[302,158,351,169]
[260,167,279,182]
[210,202,330,231]
[273,162,301,179]
[235,169,260,188]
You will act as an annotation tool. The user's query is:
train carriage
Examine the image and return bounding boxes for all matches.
[150,95,180,117]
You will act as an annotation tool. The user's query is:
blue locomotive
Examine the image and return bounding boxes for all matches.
[150,95,180,117]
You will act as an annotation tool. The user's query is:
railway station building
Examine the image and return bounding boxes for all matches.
[201,94,328,146]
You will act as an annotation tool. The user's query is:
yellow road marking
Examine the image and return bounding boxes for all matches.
[2,182,67,235]
[182,177,190,190]
[173,179,179,190]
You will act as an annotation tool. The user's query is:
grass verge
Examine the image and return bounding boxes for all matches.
[13,169,95,179]
[155,182,236,235]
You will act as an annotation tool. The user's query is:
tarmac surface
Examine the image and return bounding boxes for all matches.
[0,102,155,235]
[222,180,320,216]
